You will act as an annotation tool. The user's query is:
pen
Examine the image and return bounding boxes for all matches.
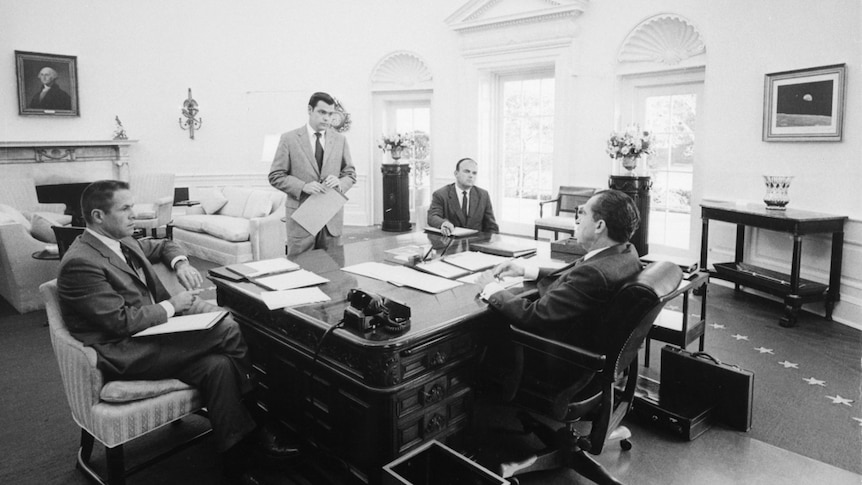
[421,245,435,262]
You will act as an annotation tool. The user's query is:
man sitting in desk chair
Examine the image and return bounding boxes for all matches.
[476,189,642,349]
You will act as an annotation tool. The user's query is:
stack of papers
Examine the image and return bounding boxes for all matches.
[133,311,227,337]
[457,273,524,288]
[259,287,331,310]
[471,239,537,258]
[253,269,329,291]
[227,258,299,278]
[342,262,462,294]
[443,251,509,272]
[424,226,478,237]
[414,260,470,279]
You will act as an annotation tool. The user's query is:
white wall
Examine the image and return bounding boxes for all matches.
[1,0,859,326]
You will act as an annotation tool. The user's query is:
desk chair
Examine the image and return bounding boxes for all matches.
[41,274,210,485]
[534,186,596,240]
[52,226,85,259]
[495,261,683,484]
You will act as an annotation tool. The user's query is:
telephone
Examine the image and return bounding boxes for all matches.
[344,289,411,333]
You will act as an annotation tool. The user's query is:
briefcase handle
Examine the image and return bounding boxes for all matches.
[691,351,746,372]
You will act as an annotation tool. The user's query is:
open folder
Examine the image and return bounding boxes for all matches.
[133,311,228,337]
[291,189,348,235]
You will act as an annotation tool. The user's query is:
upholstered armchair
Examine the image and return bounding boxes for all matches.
[41,271,210,485]
[129,173,175,238]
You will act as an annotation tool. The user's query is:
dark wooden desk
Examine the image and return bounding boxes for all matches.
[212,232,567,484]
[699,202,847,327]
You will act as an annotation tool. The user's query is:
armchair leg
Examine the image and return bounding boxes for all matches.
[106,445,126,485]
[79,429,95,463]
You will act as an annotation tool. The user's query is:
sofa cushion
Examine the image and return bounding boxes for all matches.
[200,195,228,215]
[220,187,253,218]
[100,378,193,403]
[0,204,31,232]
[171,214,208,233]
[30,213,66,243]
[201,215,251,242]
[243,190,273,219]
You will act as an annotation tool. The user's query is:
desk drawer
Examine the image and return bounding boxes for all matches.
[396,387,471,454]
[400,333,477,382]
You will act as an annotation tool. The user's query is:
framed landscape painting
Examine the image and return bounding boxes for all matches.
[15,50,79,116]
[762,64,845,142]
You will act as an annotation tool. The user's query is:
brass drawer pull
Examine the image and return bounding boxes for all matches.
[421,384,445,405]
[424,413,445,435]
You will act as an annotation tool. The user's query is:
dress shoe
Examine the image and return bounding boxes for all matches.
[250,424,301,459]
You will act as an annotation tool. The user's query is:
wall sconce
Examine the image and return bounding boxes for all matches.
[179,88,202,139]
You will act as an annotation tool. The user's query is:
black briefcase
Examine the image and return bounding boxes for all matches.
[660,346,754,431]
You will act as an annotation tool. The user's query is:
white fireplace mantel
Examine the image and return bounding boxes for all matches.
[0,140,137,183]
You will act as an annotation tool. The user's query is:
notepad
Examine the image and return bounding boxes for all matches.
[253,269,329,291]
[259,287,331,310]
[227,258,299,278]
[414,260,471,279]
[424,226,478,237]
[290,189,348,235]
[443,251,509,272]
[133,311,227,337]
[471,240,537,258]
[341,262,463,294]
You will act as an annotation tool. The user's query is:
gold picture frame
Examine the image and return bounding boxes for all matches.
[15,50,79,117]
[762,63,845,142]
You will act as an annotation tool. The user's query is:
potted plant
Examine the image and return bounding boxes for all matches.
[606,125,655,175]
[377,132,413,162]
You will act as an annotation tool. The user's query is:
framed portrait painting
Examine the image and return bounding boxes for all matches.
[15,50,79,116]
[762,64,846,142]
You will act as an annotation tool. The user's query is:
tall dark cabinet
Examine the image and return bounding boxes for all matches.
[381,163,412,232]
[608,175,652,257]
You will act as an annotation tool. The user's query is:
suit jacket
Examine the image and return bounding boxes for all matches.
[427,183,499,233]
[29,84,72,110]
[268,126,356,237]
[57,232,184,376]
[485,243,641,351]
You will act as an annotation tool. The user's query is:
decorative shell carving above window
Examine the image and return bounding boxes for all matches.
[371,51,432,91]
[618,14,705,65]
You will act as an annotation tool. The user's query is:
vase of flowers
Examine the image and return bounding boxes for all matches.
[606,125,655,176]
[378,132,413,163]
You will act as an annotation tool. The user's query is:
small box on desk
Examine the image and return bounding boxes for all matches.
[550,237,587,256]
[383,440,510,485]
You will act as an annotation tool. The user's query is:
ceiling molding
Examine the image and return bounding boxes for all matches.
[618,14,705,66]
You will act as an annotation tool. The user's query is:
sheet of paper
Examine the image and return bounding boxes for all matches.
[414,260,469,279]
[424,226,478,237]
[259,287,331,310]
[133,311,227,337]
[443,251,509,272]
[342,262,463,294]
[228,258,299,278]
[457,273,524,288]
[290,189,348,235]
[254,269,329,291]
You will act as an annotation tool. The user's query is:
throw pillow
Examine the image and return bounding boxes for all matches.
[242,191,273,219]
[0,204,32,232]
[200,195,228,215]
[30,213,60,243]
[100,379,193,403]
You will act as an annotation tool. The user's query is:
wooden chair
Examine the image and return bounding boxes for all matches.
[492,261,683,484]
[534,186,596,240]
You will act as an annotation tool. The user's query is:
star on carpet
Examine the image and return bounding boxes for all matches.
[853,418,862,426]
[826,395,854,406]
[802,377,825,386]
[778,360,798,369]
[731,334,749,341]
[709,323,726,329]
[754,347,774,354]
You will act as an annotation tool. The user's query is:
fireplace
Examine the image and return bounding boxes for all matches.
[0,140,136,185]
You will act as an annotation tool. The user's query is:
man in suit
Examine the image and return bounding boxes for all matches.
[57,180,296,484]
[268,92,356,257]
[427,158,499,235]
[28,67,72,110]
[476,189,642,349]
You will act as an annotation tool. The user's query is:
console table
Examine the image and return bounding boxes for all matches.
[699,202,847,327]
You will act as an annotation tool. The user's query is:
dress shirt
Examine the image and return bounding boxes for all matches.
[85,229,185,316]
[307,124,325,158]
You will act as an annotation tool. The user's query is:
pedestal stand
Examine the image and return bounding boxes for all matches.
[381,163,412,232]
[608,175,651,257]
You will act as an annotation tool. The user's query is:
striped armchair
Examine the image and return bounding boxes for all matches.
[41,273,211,485]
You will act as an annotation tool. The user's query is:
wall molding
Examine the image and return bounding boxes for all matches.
[618,14,705,66]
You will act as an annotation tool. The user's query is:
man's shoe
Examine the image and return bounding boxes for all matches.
[251,424,301,459]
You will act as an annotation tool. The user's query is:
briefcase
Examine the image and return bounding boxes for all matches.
[660,346,754,431]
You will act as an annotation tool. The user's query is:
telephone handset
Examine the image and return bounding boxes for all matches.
[344,289,411,334]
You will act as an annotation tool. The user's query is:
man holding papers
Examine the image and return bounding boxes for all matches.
[58,181,298,484]
[427,158,499,236]
[476,190,642,350]
[269,91,356,257]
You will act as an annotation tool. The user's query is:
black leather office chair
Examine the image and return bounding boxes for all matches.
[495,261,683,484]
[52,226,85,259]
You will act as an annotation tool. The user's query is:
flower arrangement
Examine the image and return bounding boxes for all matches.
[377,132,413,153]
[606,124,654,161]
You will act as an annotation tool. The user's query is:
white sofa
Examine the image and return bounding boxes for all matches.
[171,186,287,265]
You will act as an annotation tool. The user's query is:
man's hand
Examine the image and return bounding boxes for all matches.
[302,181,328,194]
[440,221,455,236]
[168,289,203,314]
[176,261,204,290]
[322,175,341,190]
[492,260,525,279]
[475,270,497,287]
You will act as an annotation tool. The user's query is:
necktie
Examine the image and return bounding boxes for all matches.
[314,132,324,171]
[462,190,469,219]
[121,245,156,300]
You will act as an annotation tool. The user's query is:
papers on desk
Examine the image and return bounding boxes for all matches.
[290,189,348,235]
[133,311,227,337]
[227,258,299,278]
[342,262,462,294]
[442,251,509,272]
[253,269,329,291]
[414,260,470,279]
[424,226,478,237]
[259,287,331,310]
[457,272,524,288]
[470,239,537,258]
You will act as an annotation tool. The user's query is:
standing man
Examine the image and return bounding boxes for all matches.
[427,158,499,235]
[58,180,298,483]
[268,92,356,257]
[476,189,642,350]
[29,67,72,110]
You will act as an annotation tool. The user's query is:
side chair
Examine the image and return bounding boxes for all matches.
[494,261,683,484]
[41,270,211,485]
[534,186,596,240]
